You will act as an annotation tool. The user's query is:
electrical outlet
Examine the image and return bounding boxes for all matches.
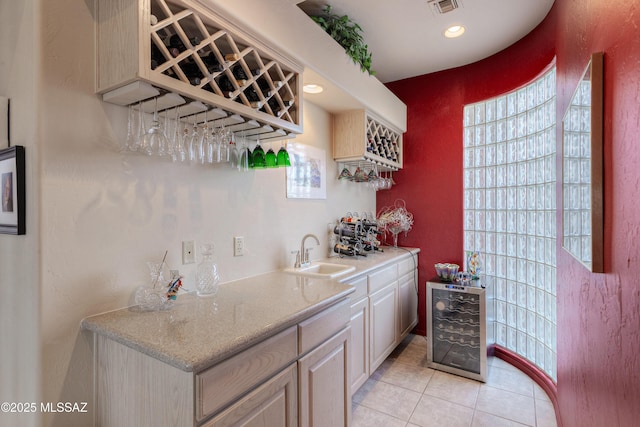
[233,236,244,257]
[182,240,196,264]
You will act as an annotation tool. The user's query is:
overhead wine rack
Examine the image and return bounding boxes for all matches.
[333,110,403,171]
[96,0,302,141]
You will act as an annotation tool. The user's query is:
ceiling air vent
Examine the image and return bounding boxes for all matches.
[430,0,460,14]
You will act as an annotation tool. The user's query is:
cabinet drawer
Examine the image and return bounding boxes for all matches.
[347,275,368,302]
[298,299,350,355]
[398,255,417,276]
[201,363,297,427]
[196,326,298,421]
[368,264,398,293]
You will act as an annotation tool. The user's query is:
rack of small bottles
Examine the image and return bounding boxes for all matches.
[332,213,382,257]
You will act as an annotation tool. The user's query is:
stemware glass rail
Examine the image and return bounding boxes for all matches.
[119,102,293,171]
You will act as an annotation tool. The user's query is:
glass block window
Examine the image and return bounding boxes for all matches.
[463,68,557,381]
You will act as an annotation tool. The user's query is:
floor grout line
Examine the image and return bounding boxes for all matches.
[351,334,555,427]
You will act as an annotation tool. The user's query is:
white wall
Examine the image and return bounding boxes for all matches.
[0,0,41,426]
[9,0,376,426]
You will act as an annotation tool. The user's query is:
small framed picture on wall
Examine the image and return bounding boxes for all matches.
[0,145,26,235]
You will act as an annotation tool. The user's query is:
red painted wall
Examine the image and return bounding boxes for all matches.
[554,0,640,426]
[380,1,640,425]
[379,10,556,337]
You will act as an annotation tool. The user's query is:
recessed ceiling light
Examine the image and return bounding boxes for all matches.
[303,84,324,94]
[444,25,465,38]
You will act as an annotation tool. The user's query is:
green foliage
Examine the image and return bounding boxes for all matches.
[311,5,375,76]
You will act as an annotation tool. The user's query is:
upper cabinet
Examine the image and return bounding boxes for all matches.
[96,0,303,140]
[333,109,403,171]
[95,0,407,145]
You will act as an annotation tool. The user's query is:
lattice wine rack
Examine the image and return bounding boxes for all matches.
[333,110,403,171]
[96,0,303,141]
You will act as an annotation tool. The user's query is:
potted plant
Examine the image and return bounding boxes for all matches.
[310,5,375,76]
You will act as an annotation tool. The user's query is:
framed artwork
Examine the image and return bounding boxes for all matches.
[562,52,604,272]
[0,146,26,235]
[285,142,327,199]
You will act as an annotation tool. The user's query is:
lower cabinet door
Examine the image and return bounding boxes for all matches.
[349,297,369,395]
[202,363,297,427]
[298,327,351,427]
[369,282,398,372]
[398,271,418,338]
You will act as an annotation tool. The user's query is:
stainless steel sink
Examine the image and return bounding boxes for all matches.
[284,262,356,279]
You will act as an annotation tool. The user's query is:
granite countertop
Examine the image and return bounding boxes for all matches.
[81,246,419,373]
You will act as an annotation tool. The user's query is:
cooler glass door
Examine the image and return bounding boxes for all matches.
[427,281,486,381]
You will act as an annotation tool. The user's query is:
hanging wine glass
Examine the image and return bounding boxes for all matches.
[367,163,379,190]
[276,140,291,167]
[132,101,146,154]
[197,110,209,164]
[354,166,368,182]
[236,132,249,171]
[219,125,231,163]
[265,146,277,168]
[141,97,169,156]
[187,123,199,164]
[123,104,140,152]
[377,170,385,190]
[162,107,172,158]
[167,107,180,161]
[175,125,189,162]
[213,124,228,163]
[338,165,353,180]
[229,132,239,168]
[251,137,266,169]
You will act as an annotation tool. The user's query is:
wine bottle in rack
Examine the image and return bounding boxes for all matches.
[266,98,284,117]
[333,225,356,238]
[150,43,167,70]
[366,137,374,153]
[218,74,235,97]
[256,77,274,97]
[340,216,359,223]
[244,87,263,108]
[334,244,355,256]
[232,65,248,87]
[169,34,200,53]
[202,52,224,73]
[177,61,203,86]
[224,53,240,62]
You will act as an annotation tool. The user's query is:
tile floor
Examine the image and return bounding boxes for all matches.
[352,334,557,427]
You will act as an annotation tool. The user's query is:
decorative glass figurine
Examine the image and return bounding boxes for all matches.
[466,251,483,280]
[196,244,220,297]
[134,261,178,311]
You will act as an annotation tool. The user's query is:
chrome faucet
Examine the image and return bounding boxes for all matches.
[299,233,320,267]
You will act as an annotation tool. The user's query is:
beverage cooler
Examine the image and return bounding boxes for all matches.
[427,280,488,382]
